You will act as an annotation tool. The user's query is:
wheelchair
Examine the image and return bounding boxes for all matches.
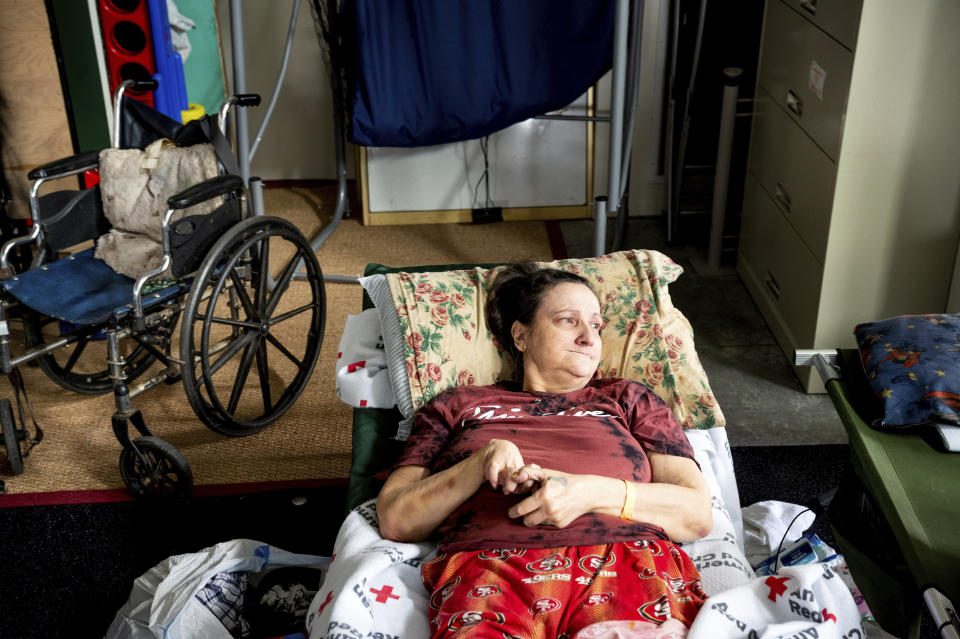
[0,80,326,498]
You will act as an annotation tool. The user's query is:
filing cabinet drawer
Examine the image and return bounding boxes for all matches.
[739,174,823,346]
[780,0,861,50]
[758,0,854,161]
[748,88,837,263]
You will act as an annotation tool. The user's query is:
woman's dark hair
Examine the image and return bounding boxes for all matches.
[485,263,595,376]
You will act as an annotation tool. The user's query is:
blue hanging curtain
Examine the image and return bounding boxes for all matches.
[345,0,614,147]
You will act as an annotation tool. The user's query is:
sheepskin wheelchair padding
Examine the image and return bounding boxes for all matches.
[96,229,168,281]
[95,138,218,280]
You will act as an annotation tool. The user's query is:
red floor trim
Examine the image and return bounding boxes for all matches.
[0,477,348,508]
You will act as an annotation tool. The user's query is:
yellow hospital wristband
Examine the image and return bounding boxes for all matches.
[620,479,636,521]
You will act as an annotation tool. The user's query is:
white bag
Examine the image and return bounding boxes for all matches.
[105,538,330,639]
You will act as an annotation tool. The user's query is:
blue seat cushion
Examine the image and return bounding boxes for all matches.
[1,248,186,326]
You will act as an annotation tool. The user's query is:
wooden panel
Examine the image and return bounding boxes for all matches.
[364,205,589,226]
[748,88,837,263]
[758,0,854,161]
[781,0,862,50]
[0,0,73,218]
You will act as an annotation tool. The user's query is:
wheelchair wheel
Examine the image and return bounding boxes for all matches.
[1,399,23,475]
[23,315,156,395]
[119,436,192,499]
[180,216,325,436]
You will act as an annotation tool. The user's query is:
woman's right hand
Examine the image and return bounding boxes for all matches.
[476,439,527,493]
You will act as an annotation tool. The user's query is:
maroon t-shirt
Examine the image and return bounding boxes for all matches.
[394,377,696,552]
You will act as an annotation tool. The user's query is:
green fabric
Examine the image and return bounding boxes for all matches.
[831,350,960,620]
[176,0,227,116]
[346,406,406,513]
[49,0,110,151]
[363,262,502,279]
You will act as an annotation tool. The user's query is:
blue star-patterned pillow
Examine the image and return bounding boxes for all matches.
[854,314,960,428]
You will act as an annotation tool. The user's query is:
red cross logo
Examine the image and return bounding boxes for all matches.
[369,584,400,603]
[347,360,367,372]
[765,576,790,602]
[316,591,333,614]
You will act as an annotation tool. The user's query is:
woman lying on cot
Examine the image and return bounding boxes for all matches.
[377,264,712,637]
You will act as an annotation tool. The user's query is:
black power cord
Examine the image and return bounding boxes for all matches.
[472,135,492,210]
[772,507,813,573]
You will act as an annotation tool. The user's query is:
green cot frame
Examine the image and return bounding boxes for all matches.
[825,350,960,638]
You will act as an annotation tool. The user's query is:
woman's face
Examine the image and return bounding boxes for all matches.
[512,282,603,393]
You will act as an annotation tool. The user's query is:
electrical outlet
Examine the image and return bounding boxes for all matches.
[471,207,502,224]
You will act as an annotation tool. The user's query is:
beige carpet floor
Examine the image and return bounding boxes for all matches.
[0,185,557,496]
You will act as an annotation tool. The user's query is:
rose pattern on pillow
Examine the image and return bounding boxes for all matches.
[387,250,725,429]
[394,268,502,405]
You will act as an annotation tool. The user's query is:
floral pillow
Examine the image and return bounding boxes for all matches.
[385,250,724,429]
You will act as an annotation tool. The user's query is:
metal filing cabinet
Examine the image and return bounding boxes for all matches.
[737,0,960,391]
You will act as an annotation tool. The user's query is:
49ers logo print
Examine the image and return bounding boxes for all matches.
[582,592,614,607]
[479,548,526,561]
[447,611,506,630]
[531,597,562,614]
[626,540,664,555]
[526,554,572,573]
[430,576,460,610]
[637,594,670,623]
[578,553,616,574]
[664,574,684,593]
[468,585,502,598]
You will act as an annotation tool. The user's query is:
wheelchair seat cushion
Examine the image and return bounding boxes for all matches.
[1,248,186,326]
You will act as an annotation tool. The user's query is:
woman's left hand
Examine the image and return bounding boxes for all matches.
[506,466,595,528]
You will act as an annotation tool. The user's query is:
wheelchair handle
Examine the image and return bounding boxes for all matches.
[168,174,244,210]
[135,79,158,92]
[113,79,160,147]
[235,94,261,107]
[217,94,262,136]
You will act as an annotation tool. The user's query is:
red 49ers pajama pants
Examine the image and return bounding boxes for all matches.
[421,540,705,638]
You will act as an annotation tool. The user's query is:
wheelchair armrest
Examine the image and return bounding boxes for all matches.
[27,151,100,181]
[168,174,244,210]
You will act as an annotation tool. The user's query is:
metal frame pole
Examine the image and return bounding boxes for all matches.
[706,67,742,272]
[229,0,251,191]
[597,0,631,257]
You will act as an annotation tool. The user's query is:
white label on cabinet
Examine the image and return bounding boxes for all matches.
[808,60,826,100]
